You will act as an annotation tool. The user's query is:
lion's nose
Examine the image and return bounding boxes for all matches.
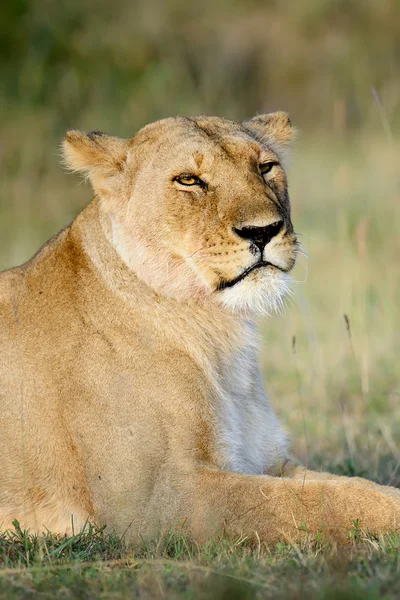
[233,220,283,252]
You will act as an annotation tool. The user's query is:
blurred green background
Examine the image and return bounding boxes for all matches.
[1,0,399,473]
[2,0,400,129]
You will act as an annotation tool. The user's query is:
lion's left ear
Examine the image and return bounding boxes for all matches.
[242,112,295,148]
[62,130,129,196]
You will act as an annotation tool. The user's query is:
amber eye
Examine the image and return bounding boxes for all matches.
[174,174,200,186]
[259,162,278,176]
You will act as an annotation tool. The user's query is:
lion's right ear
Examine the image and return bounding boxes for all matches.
[242,112,296,150]
[62,130,129,194]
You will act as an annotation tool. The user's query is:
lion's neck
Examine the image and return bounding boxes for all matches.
[69,200,284,475]
[73,198,253,359]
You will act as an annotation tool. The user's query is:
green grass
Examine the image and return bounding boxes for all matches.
[1,522,400,599]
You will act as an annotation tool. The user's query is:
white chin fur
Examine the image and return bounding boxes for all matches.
[216,270,292,317]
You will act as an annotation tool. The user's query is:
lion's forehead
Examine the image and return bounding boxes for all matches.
[135,125,277,176]
[135,116,262,156]
[136,115,244,137]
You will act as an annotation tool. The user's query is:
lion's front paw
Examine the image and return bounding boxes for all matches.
[344,479,400,535]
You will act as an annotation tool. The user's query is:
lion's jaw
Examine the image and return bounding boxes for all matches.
[109,213,295,317]
[63,113,297,316]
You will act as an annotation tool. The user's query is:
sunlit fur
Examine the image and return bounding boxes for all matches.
[63,114,298,314]
[1,114,400,544]
[218,269,293,316]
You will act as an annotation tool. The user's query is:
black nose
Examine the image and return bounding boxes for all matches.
[234,220,284,252]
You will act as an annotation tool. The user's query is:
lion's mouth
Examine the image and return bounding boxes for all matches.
[216,260,287,291]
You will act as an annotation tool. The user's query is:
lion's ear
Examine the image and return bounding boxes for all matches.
[242,112,295,148]
[62,130,129,194]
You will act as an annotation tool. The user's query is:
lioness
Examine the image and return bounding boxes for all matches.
[1,113,399,544]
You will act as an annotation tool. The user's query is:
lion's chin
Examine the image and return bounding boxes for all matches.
[215,269,292,317]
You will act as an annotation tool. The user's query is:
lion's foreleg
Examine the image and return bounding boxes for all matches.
[187,467,400,544]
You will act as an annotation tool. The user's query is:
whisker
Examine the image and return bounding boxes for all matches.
[292,259,309,284]
[189,244,218,259]
[191,253,213,260]
[189,255,225,268]
[294,231,319,242]
[294,248,309,259]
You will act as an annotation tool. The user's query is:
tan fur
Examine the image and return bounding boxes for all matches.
[1,114,399,544]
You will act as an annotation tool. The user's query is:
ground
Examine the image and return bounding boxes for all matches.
[1,522,400,598]
[1,136,399,597]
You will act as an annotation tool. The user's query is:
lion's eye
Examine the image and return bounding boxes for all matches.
[174,174,201,186]
[259,162,278,176]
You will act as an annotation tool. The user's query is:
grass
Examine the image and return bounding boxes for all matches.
[263,135,400,480]
[2,522,400,599]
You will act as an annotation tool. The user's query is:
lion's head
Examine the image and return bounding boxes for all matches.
[63,113,297,315]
